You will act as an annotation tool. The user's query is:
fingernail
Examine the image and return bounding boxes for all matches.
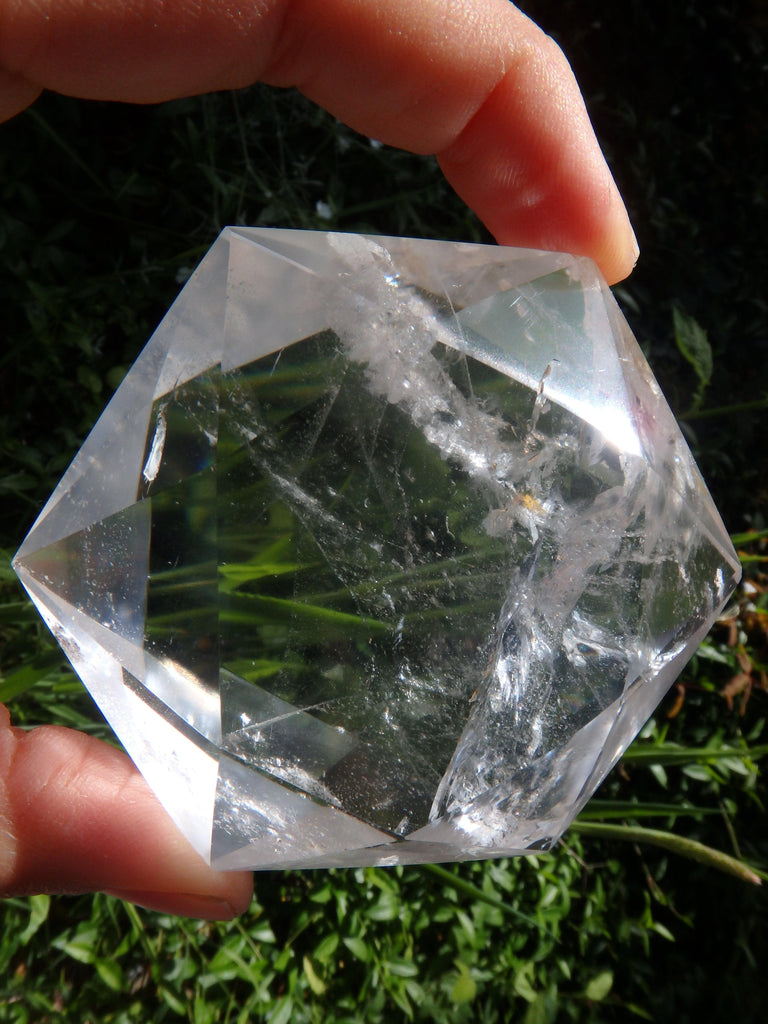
[627,221,640,266]
[617,188,640,275]
[105,889,239,920]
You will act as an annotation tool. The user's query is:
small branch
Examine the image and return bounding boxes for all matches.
[681,397,768,422]
[571,821,764,886]
[422,864,554,935]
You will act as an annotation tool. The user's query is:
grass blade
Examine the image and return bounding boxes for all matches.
[570,821,764,886]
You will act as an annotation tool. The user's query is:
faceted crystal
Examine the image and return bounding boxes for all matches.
[13,229,740,869]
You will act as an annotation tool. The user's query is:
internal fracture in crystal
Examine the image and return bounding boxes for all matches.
[13,229,740,869]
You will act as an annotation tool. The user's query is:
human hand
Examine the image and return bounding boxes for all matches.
[0,0,637,283]
[0,702,254,917]
[0,0,638,918]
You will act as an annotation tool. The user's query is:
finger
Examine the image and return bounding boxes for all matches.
[0,0,637,282]
[0,704,253,919]
[0,67,40,121]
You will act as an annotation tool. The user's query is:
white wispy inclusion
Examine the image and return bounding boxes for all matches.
[12,229,740,868]
[142,405,167,487]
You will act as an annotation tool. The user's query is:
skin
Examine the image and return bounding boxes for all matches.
[0,0,638,918]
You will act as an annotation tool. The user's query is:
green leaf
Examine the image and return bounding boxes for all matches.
[193,995,217,1024]
[95,958,125,992]
[720,756,751,776]
[579,800,718,821]
[0,652,64,702]
[730,527,768,547]
[53,929,100,964]
[314,932,339,963]
[309,883,333,904]
[274,947,292,972]
[218,561,303,591]
[682,763,713,782]
[225,593,390,639]
[695,642,734,665]
[366,892,400,921]
[673,306,712,387]
[0,552,20,581]
[651,921,676,942]
[343,936,370,963]
[19,894,50,944]
[624,1003,655,1020]
[158,986,188,1016]
[514,967,538,1003]
[623,743,768,766]
[523,988,558,1024]
[250,922,277,943]
[0,472,37,497]
[385,957,419,978]
[303,955,327,996]
[0,600,41,625]
[585,970,613,1002]
[269,1000,294,1024]
[450,961,477,1003]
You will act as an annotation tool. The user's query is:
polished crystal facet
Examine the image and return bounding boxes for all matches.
[13,229,740,869]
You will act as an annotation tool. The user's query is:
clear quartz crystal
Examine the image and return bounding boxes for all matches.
[13,229,740,869]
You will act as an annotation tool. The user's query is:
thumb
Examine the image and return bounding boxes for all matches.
[0,703,252,919]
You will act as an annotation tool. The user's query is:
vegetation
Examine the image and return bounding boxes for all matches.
[1,1,766,1020]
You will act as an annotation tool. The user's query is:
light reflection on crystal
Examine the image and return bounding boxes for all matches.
[13,229,740,869]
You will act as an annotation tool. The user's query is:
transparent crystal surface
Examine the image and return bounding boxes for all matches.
[13,229,740,869]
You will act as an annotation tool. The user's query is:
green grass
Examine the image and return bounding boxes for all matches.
[1,2,768,1019]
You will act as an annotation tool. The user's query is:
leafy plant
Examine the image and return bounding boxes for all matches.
[673,307,712,412]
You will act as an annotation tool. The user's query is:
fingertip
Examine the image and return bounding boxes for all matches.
[600,211,640,285]
[0,69,41,123]
[106,874,254,921]
[1,717,254,917]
